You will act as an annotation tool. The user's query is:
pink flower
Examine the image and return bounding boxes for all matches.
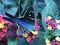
[32,34,38,39]
[0,15,7,24]
[0,15,8,40]
[34,19,40,30]
[44,18,49,22]
[26,36,33,43]
[51,40,60,45]
[44,16,57,30]
[46,20,57,29]
[0,26,7,40]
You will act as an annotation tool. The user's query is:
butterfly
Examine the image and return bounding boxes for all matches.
[3,6,35,36]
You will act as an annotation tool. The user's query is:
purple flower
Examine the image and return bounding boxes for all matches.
[51,40,60,45]
[46,20,57,29]
[7,23,18,39]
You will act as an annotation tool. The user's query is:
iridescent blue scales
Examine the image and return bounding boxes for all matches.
[4,6,36,36]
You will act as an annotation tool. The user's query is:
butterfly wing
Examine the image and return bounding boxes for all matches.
[19,6,35,25]
[4,6,35,36]
[3,17,32,36]
[5,6,35,25]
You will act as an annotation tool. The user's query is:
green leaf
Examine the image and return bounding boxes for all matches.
[6,6,18,16]
[20,0,32,16]
[54,30,60,36]
[17,38,27,45]
[1,0,16,5]
[44,0,58,19]
[54,0,60,19]
[8,39,17,45]
[0,3,4,11]
[33,0,38,18]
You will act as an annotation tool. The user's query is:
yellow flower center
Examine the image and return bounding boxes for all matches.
[56,20,60,23]
[47,16,52,20]
[31,30,38,35]
[48,26,52,30]
[23,33,28,38]
[46,43,51,45]
[55,36,60,41]
[57,25,60,29]
[46,39,51,45]
[46,39,50,44]
[0,23,4,28]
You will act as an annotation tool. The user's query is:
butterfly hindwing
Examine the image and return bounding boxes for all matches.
[19,6,35,25]
[5,6,35,25]
[16,25,30,36]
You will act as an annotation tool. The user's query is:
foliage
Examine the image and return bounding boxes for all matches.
[0,0,60,45]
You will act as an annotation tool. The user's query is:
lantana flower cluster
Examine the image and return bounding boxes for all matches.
[45,36,60,45]
[0,15,17,41]
[0,15,8,40]
[22,30,38,43]
[44,16,60,30]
